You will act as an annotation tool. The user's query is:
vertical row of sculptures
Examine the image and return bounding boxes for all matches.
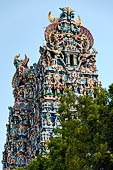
[2,7,100,169]
[2,54,41,169]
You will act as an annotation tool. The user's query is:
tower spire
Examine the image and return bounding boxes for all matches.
[3,7,99,170]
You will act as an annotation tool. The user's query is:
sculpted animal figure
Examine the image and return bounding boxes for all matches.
[13,54,29,84]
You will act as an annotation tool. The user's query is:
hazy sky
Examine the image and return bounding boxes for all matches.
[0,0,113,169]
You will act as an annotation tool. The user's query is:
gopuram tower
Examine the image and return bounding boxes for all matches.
[2,7,99,169]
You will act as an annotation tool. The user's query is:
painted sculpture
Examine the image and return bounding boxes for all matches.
[2,7,100,169]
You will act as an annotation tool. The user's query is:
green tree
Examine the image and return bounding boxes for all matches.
[27,155,49,170]
[47,89,90,170]
[13,167,25,170]
[47,87,113,170]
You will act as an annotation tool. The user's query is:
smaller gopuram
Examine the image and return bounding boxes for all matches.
[2,7,100,169]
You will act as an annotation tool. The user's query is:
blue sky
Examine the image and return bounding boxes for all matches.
[0,0,113,169]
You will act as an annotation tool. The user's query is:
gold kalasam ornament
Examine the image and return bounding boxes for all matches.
[59,7,75,13]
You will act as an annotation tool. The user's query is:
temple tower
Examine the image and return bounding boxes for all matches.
[2,7,99,169]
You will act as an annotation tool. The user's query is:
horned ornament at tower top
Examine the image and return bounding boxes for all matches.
[48,7,81,26]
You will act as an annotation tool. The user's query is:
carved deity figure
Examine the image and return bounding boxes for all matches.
[14,54,29,84]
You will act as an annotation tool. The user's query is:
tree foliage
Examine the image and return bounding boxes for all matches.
[13,85,113,170]
[13,167,25,170]
[27,155,49,170]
